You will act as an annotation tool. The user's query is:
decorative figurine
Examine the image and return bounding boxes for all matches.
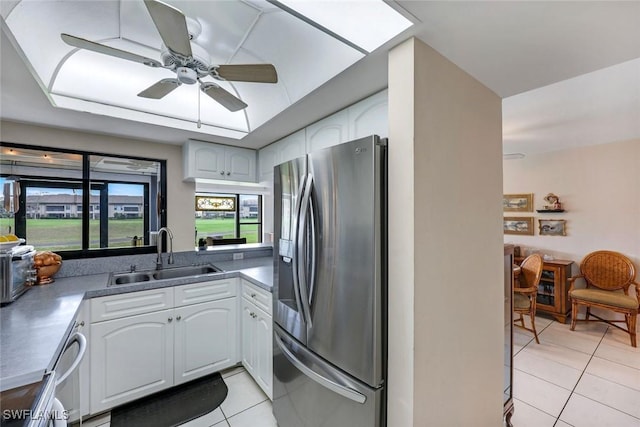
[543,193,562,210]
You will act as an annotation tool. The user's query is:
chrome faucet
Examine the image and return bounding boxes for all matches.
[156,227,174,269]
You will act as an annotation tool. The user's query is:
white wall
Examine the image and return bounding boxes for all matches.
[388,38,504,426]
[1,120,196,251]
[503,139,640,271]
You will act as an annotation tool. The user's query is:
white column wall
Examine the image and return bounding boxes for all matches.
[388,37,504,426]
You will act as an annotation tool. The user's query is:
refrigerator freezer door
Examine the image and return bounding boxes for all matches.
[273,326,385,427]
[305,136,386,387]
[274,156,308,344]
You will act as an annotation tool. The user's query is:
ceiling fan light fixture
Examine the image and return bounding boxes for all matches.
[176,66,197,84]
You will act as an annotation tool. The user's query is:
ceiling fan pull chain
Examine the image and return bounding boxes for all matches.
[197,84,202,129]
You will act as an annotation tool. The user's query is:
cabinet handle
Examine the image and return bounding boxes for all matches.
[76,320,85,328]
[226,171,231,176]
[176,315,181,321]
[251,293,256,298]
[168,317,173,323]
[220,171,225,175]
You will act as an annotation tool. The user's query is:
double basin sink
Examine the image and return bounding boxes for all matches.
[109,264,222,286]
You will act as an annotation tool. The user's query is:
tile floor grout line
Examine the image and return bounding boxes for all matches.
[552,325,609,426]
[221,398,269,422]
[569,389,640,422]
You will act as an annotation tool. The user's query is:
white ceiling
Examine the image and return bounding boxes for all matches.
[2,1,640,155]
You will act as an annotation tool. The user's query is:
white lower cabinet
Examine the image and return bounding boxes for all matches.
[89,280,239,414]
[90,309,174,414]
[241,280,273,399]
[174,298,238,385]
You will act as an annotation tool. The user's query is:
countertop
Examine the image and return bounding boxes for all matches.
[0,256,273,392]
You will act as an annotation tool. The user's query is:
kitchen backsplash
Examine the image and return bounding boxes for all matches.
[57,245,272,278]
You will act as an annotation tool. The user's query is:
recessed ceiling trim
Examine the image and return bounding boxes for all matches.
[50,93,249,139]
[0,20,57,106]
[266,0,368,55]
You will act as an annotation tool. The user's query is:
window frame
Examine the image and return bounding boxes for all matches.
[1,142,166,259]
[195,193,263,244]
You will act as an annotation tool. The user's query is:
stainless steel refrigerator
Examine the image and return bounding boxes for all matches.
[272,135,387,427]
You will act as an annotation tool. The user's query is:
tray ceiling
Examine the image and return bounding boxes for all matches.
[1,0,411,139]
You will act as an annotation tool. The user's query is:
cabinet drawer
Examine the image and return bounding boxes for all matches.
[174,278,237,307]
[241,279,272,315]
[91,288,174,323]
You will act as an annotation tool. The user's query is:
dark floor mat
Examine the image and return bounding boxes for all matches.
[110,372,228,427]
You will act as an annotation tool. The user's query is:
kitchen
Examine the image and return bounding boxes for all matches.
[2,1,640,427]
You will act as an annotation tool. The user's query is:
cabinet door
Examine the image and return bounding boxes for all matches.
[225,146,256,182]
[254,305,273,400]
[306,109,349,153]
[174,298,238,385]
[190,142,226,180]
[277,129,306,164]
[241,298,257,376]
[90,310,174,414]
[348,90,388,140]
[258,144,278,182]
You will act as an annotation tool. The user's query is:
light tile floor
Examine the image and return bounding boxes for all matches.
[84,319,639,427]
[510,315,640,427]
[81,366,277,427]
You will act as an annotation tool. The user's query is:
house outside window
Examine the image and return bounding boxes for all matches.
[195,193,262,245]
[0,144,165,258]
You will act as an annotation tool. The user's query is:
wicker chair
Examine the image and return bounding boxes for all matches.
[514,254,544,344]
[569,251,639,347]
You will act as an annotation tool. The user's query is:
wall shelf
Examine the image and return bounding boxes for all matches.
[536,209,565,213]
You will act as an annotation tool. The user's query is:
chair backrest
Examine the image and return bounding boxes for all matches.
[519,254,544,289]
[580,250,636,292]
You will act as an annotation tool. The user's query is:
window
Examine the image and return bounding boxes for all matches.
[0,143,165,258]
[195,193,262,244]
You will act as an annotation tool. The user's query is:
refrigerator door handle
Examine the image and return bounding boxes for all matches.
[297,173,314,327]
[291,173,308,324]
[308,195,317,308]
[274,330,367,404]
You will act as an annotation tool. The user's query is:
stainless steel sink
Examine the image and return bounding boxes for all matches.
[111,272,151,285]
[152,265,220,280]
[109,264,221,286]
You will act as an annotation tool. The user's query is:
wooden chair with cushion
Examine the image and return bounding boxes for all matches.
[569,250,639,347]
[514,254,544,344]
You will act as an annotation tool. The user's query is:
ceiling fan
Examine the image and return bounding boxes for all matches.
[60,0,278,112]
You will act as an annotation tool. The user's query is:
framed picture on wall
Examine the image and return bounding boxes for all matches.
[503,217,534,235]
[539,219,567,236]
[503,193,533,212]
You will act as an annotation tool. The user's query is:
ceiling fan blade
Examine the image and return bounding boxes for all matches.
[200,82,248,112]
[212,64,278,83]
[137,79,181,99]
[61,34,162,68]
[144,0,192,58]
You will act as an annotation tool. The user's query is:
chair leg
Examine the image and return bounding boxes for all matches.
[530,312,540,344]
[570,300,578,331]
[629,314,637,348]
[585,307,591,321]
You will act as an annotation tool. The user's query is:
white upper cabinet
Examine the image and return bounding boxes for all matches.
[305,109,349,153]
[256,90,388,184]
[258,129,306,182]
[183,140,256,183]
[277,129,306,164]
[258,144,278,181]
[348,89,388,140]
